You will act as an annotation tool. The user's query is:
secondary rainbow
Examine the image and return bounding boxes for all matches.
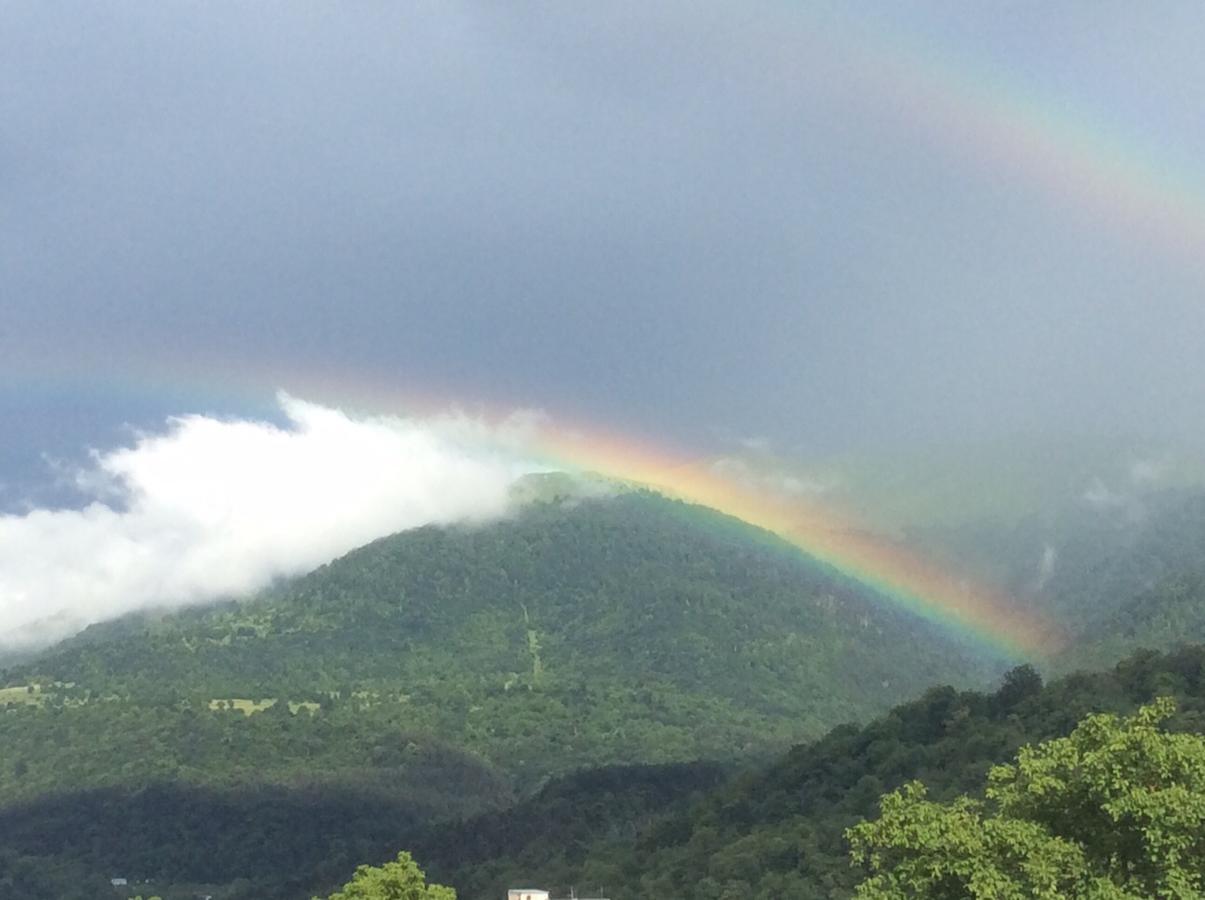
[796,7,1205,265]
[14,10,1139,657]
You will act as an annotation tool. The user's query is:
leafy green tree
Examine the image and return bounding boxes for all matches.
[848,697,1205,898]
[317,850,455,900]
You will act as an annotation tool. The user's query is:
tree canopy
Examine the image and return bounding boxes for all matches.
[317,851,455,900]
[848,697,1205,898]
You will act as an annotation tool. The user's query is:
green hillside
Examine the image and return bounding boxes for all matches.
[0,490,1002,898]
[8,646,1204,900]
[425,646,1205,900]
[1062,574,1205,673]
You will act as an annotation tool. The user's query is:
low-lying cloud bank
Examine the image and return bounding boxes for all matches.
[0,395,545,648]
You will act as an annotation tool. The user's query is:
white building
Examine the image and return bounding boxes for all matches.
[508,891,550,900]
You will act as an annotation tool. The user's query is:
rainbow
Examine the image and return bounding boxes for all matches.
[11,9,1144,658]
[285,384,1065,660]
[4,369,1063,659]
[523,419,1062,661]
[799,9,1205,264]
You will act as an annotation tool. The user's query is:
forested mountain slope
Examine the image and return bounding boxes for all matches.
[429,646,1205,900]
[0,490,1001,898]
[4,492,999,791]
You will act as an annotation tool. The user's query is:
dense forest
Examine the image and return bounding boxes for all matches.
[0,493,999,803]
[5,489,1205,898]
[5,647,1205,899]
[419,647,1205,900]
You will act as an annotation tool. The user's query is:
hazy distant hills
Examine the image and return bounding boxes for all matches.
[826,436,1205,532]
[891,484,1205,679]
[902,485,1205,633]
[1059,574,1205,673]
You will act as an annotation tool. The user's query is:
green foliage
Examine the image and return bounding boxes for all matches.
[12,490,1205,897]
[439,647,1205,900]
[1,493,995,809]
[417,762,728,899]
[851,783,1098,899]
[0,492,998,897]
[848,698,1205,898]
[319,851,454,900]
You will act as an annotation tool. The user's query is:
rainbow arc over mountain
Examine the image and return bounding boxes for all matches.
[529,420,1062,660]
[12,8,1149,659]
[1,368,1065,659]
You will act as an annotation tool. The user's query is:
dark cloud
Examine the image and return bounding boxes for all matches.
[3,1,1205,486]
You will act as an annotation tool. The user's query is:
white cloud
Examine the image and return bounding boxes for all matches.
[0,394,545,648]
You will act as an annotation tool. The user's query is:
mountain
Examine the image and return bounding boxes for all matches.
[0,488,1002,898]
[1062,573,1205,673]
[5,490,1002,789]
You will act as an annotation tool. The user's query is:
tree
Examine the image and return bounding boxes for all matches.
[316,850,455,900]
[993,663,1043,710]
[848,698,1205,898]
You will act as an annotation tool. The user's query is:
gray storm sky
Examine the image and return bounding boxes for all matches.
[3,1,1205,497]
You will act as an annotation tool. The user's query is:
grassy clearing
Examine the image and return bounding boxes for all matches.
[0,684,42,706]
[207,698,320,715]
[208,698,276,714]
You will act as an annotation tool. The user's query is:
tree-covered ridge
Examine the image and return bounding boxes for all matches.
[431,646,1205,900]
[6,646,1205,899]
[416,762,729,898]
[1,492,999,801]
[0,761,726,900]
[0,490,1005,898]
